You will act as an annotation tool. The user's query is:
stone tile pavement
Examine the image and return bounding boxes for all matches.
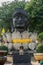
[4,55,40,65]
[31,61,40,65]
[4,61,40,65]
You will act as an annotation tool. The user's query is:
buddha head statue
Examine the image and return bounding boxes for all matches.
[12,8,28,32]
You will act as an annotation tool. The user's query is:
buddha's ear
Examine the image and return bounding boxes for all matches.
[25,21,29,29]
[11,26,15,33]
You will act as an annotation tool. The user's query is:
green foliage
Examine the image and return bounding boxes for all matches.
[25,0,43,33]
[36,44,43,53]
[0,0,26,32]
[0,46,8,55]
[38,32,43,42]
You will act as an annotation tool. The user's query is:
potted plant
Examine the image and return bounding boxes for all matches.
[37,32,43,43]
[0,45,8,65]
[34,44,43,62]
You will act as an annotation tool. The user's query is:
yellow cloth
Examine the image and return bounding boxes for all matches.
[1,28,5,35]
[12,39,32,43]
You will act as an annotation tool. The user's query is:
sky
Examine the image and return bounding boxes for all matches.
[0,0,30,6]
[0,0,14,6]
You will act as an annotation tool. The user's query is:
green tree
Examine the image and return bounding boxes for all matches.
[25,0,43,33]
[0,0,26,32]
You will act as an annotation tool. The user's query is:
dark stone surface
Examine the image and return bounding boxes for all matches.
[13,63,32,65]
[13,53,31,64]
[12,8,28,32]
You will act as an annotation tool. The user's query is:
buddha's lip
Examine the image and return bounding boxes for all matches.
[16,26,25,28]
[15,24,25,27]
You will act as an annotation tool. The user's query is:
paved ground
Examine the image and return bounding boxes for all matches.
[31,61,40,65]
[4,61,40,65]
[4,55,40,65]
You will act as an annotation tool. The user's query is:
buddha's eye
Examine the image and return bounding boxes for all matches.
[25,18,27,21]
[15,16,18,19]
[13,18,15,22]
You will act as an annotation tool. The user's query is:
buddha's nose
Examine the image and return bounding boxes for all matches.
[19,17,21,21]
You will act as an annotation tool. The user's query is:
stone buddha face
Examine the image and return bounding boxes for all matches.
[13,8,28,32]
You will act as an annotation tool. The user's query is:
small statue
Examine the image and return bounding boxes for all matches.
[12,8,36,64]
[19,46,24,55]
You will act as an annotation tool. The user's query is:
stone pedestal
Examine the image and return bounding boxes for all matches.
[13,52,31,65]
[13,63,32,65]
